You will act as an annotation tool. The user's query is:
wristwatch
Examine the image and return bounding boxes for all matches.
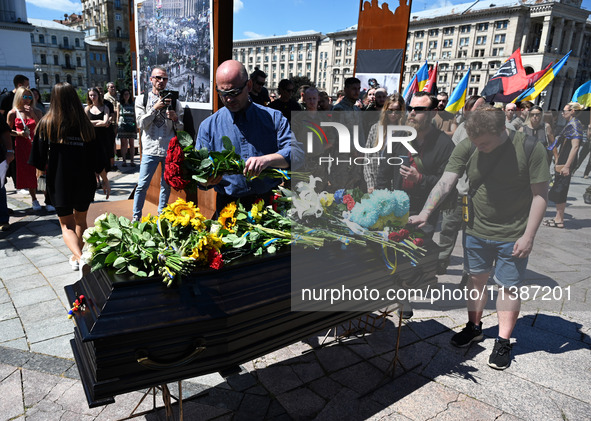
[6,149,14,153]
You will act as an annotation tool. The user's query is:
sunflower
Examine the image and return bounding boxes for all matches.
[162,199,206,229]
[189,233,223,261]
[250,200,265,223]
[218,202,237,231]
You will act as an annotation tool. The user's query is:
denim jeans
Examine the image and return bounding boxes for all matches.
[0,185,8,224]
[132,154,170,220]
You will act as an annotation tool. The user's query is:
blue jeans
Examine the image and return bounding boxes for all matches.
[464,234,528,287]
[0,185,8,224]
[132,154,170,220]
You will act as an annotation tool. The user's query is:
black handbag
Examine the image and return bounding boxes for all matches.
[548,174,569,203]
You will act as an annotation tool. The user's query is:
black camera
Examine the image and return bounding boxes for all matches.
[159,90,179,109]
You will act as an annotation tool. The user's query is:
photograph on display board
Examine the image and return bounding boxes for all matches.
[135,0,213,109]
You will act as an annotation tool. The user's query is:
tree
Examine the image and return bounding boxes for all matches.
[290,76,315,99]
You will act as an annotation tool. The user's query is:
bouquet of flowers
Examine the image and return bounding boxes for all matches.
[82,199,224,286]
[164,131,289,191]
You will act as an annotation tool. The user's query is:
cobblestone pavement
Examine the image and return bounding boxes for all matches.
[1,161,590,420]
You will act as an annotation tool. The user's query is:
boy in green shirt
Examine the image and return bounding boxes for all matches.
[409,106,550,370]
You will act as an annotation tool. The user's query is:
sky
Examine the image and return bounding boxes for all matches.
[25,0,591,39]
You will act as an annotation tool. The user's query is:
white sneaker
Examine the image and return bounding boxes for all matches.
[32,200,42,211]
[69,255,79,271]
[46,204,56,212]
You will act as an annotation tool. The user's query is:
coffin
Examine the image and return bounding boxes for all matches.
[65,242,438,407]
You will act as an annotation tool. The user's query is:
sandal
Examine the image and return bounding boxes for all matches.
[543,219,564,228]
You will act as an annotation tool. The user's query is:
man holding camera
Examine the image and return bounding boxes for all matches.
[133,66,184,220]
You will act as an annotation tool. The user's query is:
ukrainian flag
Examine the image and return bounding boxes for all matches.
[572,80,591,107]
[416,61,430,91]
[445,69,470,114]
[514,51,571,102]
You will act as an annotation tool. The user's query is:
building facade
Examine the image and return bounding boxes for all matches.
[81,0,130,87]
[0,0,34,92]
[233,31,324,94]
[403,0,590,109]
[232,0,590,109]
[85,38,110,90]
[29,19,87,97]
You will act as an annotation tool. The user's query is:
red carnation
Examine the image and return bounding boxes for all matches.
[166,136,184,164]
[342,194,356,211]
[413,238,424,247]
[398,229,410,240]
[388,232,403,242]
[164,162,189,191]
[272,193,281,211]
[208,250,224,270]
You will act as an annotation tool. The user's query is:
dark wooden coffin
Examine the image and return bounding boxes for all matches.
[65,242,438,407]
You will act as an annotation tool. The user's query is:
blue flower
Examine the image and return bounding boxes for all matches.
[334,189,345,204]
[350,201,379,228]
[392,190,410,217]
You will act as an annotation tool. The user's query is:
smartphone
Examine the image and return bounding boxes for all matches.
[399,155,410,167]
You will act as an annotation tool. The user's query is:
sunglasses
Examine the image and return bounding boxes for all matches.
[254,80,266,86]
[152,75,168,81]
[23,95,33,100]
[216,81,248,98]
[407,106,430,112]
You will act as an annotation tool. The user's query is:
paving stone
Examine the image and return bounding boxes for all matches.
[1,337,29,351]
[29,335,74,359]
[315,344,363,373]
[431,393,503,420]
[329,361,385,395]
[291,359,326,383]
[275,387,326,419]
[266,399,289,419]
[0,252,29,269]
[22,352,74,376]
[197,387,244,411]
[185,371,226,388]
[0,317,25,342]
[20,398,66,420]
[256,364,304,395]
[236,392,270,419]
[24,315,73,343]
[2,273,48,294]
[0,367,24,420]
[9,285,57,308]
[0,287,9,304]
[0,346,30,366]
[0,301,17,322]
[17,299,66,324]
[308,376,343,401]
[225,371,258,392]
[96,389,162,420]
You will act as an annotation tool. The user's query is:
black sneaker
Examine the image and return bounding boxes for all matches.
[488,338,512,370]
[450,321,483,347]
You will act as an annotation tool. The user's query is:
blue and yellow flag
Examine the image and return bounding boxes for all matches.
[514,51,571,103]
[572,80,591,107]
[416,61,430,92]
[402,61,429,103]
[445,69,470,114]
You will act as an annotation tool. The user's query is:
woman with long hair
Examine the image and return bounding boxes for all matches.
[29,83,110,272]
[363,93,406,193]
[85,87,111,185]
[6,86,46,210]
[544,102,582,229]
[116,88,137,167]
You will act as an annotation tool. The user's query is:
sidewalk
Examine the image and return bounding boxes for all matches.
[0,164,590,420]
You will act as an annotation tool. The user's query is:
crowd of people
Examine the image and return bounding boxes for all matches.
[1,61,590,371]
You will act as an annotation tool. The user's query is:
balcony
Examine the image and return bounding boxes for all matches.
[59,44,75,50]
[62,64,76,70]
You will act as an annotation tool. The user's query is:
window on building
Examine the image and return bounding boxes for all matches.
[39,34,45,43]
[91,67,95,74]
[443,27,454,35]
[53,55,59,65]
[460,37,469,47]
[489,61,501,69]
[335,59,341,65]
[443,39,453,48]
[346,47,352,55]
[290,53,294,60]
[429,41,438,49]
[455,63,465,71]
[474,49,485,57]
[78,76,83,86]
[55,74,60,83]
[477,23,489,31]
[298,53,303,60]
[115,0,121,7]
[281,54,285,61]
[345,58,352,65]
[460,25,471,33]
[42,73,48,84]
[413,51,423,61]
[415,31,424,38]
[495,20,508,30]
[415,41,423,50]
[335,41,342,47]
[458,49,467,58]
[429,29,438,36]
[66,74,72,84]
[494,34,506,44]
[90,52,95,60]
[52,35,57,44]
[470,74,481,83]
[335,50,341,56]
[307,52,312,60]
[471,62,482,70]
[75,38,80,47]
[476,36,487,45]
[63,37,69,47]
[428,51,437,60]
[102,54,106,61]
[492,47,505,56]
[40,54,46,64]
[30,33,34,43]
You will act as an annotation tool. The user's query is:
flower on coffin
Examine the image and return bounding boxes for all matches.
[250,200,265,223]
[161,198,207,230]
[342,194,356,211]
[292,175,326,218]
[218,202,237,232]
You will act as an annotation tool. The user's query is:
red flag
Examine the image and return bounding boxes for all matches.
[481,49,528,103]
[422,63,438,94]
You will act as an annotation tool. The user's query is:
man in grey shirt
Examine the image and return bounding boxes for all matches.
[133,66,184,220]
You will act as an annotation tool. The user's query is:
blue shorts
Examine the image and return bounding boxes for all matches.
[464,234,528,287]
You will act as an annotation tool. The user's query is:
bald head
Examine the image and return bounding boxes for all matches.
[216,60,249,86]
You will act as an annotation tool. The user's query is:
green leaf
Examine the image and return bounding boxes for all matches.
[233,236,247,248]
[105,251,118,264]
[177,131,194,148]
[107,228,123,239]
[145,240,156,247]
[221,136,233,151]
[113,256,127,268]
[128,264,139,274]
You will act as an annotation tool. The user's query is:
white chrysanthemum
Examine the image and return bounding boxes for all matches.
[82,227,97,241]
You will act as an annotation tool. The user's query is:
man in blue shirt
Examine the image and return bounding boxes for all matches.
[197,60,296,212]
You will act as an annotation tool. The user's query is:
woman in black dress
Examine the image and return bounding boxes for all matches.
[29,83,110,271]
[85,87,111,184]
